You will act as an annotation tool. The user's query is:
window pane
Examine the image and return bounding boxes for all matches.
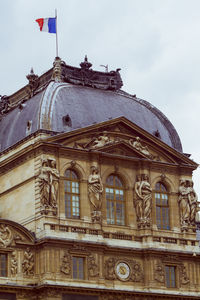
[0,254,7,277]
[73,257,84,279]
[165,266,176,287]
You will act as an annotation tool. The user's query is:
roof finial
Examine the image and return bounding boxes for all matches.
[80,55,92,70]
[52,56,62,82]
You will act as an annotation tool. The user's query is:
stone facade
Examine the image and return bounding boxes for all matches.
[0,58,199,299]
[0,116,199,300]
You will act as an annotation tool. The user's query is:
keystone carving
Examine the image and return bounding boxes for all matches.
[39,157,60,215]
[134,174,152,228]
[178,179,198,231]
[22,247,34,276]
[88,166,103,223]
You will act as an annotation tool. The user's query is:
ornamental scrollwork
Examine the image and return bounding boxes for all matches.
[105,257,116,280]
[22,247,34,276]
[154,262,165,283]
[0,224,13,248]
[88,255,99,278]
[180,264,189,285]
[60,251,71,275]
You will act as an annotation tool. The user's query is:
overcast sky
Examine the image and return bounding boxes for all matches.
[0,0,199,194]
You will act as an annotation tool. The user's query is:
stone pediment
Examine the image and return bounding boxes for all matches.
[44,117,197,166]
[0,219,35,248]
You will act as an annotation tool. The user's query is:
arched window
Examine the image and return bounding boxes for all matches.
[106,174,125,225]
[155,182,170,230]
[64,169,80,219]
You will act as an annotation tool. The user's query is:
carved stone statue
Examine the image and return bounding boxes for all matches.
[88,255,99,278]
[39,157,60,215]
[134,174,152,228]
[178,179,198,229]
[105,258,116,280]
[60,252,71,275]
[91,132,112,149]
[52,56,62,82]
[129,137,153,159]
[154,263,165,283]
[11,251,18,276]
[88,166,103,222]
[0,95,10,115]
[0,224,13,248]
[22,248,34,276]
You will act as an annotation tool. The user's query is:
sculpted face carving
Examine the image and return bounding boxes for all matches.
[134,174,152,228]
[11,250,18,276]
[178,179,198,230]
[88,166,103,223]
[39,157,60,215]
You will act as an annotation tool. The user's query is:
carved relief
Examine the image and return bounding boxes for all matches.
[105,257,143,282]
[134,174,152,228]
[105,257,116,280]
[0,224,13,248]
[178,179,198,230]
[129,137,154,159]
[180,264,190,285]
[88,255,99,278]
[39,157,60,215]
[88,166,103,223]
[154,262,165,283]
[11,250,18,276]
[130,261,144,282]
[22,247,34,276]
[60,251,71,275]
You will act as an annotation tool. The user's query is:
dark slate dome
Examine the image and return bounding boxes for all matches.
[0,57,182,152]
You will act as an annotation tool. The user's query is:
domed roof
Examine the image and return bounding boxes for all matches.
[0,57,182,153]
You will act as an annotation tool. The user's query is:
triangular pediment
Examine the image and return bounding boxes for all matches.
[44,117,197,167]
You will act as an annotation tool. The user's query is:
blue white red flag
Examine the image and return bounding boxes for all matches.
[35,18,56,33]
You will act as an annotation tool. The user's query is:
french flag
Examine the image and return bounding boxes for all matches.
[36,18,56,33]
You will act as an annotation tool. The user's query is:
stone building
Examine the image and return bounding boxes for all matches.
[0,56,199,299]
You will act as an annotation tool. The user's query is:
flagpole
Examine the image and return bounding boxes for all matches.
[55,9,58,57]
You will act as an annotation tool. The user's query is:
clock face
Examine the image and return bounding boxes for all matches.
[115,262,130,280]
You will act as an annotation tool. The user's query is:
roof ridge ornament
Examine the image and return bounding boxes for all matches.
[26,68,39,98]
[80,55,92,70]
[52,56,62,82]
